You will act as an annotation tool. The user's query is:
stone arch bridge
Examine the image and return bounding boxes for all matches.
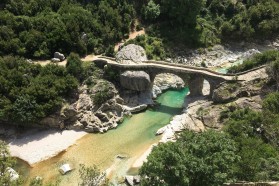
[94,58,265,97]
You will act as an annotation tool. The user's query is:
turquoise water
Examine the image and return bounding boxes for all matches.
[19,88,189,185]
[217,59,244,74]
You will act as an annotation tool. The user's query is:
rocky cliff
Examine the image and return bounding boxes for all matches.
[157,65,270,142]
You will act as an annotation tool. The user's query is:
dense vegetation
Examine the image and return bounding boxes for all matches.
[140,91,279,185]
[0,0,135,59]
[224,105,279,181]
[138,0,279,50]
[228,50,279,73]
[140,130,239,186]
[1,0,278,60]
[0,56,78,125]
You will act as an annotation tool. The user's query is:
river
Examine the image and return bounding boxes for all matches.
[17,88,189,185]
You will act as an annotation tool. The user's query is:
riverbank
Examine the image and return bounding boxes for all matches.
[8,129,86,165]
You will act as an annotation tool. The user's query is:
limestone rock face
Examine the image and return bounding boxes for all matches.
[116,44,147,64]
[68,79,126,133]
[121,90,153,107]
[54,52,65,61]
[120,71,151,91]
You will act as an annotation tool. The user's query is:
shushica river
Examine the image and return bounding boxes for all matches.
[16,87,189,186]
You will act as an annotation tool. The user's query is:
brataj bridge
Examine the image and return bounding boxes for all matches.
[94,57,266,97]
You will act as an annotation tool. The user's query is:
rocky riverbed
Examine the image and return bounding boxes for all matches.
[169,38,279,67]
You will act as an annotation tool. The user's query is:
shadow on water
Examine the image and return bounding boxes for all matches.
[150,104,183,115]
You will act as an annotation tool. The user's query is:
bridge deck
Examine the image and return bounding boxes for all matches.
[98,57,267,82]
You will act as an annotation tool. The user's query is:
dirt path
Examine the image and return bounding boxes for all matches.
[33,54,102,67]
[114,29,145,51]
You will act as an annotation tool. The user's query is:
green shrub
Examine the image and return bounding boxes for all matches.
[91,82,113,106]
[103,65,119,82]
[143,0,160,22]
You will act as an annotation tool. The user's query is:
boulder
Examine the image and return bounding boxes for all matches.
[116,44,147,64]
[54,52,65,61]
[134,175,141,184]
[59,164,72,175]
[51,58,61,63]
[6,167,19,181]
[121,90,153,107]
[120,71,151,91]
[125,176,134,186]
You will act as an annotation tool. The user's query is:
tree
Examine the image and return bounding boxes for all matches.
[267,58,279,90]
[140,130,239,186]
[66,53,84,81]
[143,0,160,21]
[78,164,108,186]
[11,94,41,123]
[160,0,204,26]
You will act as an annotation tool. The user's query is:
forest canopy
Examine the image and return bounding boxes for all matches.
[139,0,279,47]
[0,0,135,59]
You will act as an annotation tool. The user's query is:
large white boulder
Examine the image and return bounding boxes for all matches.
[116,44,147,64]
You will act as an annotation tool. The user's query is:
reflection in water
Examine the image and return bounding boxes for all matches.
[16,88,189,186]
